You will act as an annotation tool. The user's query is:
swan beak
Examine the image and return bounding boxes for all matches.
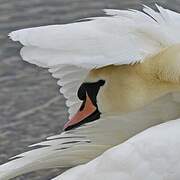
[63,93,97,131]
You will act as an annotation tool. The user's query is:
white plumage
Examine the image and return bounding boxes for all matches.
[53,119,180,180]
[1,5,180,180]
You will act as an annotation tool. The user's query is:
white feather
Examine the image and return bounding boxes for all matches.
[53,119,180,180]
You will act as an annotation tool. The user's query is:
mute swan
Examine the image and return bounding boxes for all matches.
[1,5,180,180]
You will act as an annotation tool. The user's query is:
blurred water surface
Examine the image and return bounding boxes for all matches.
[0,0,180,179]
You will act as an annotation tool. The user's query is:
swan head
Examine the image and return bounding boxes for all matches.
[64,45,180,131]
[63,64,164,131]
[63,77,105,131]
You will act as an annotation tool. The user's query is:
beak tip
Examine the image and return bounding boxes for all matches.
[63,94,97,131]
[63,122,69,131]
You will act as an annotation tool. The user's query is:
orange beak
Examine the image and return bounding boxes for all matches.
[63,93,97,131]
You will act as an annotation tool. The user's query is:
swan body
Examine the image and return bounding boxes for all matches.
[1,5,180,179]
[53,119,180,180]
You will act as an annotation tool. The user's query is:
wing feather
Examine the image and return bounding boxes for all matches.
[49,65,88,118]
[10,6,180,120]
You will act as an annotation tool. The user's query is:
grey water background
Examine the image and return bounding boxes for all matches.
[0,0,180,179]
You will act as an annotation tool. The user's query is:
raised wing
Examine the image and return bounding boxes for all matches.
[9,5,180,117]
[9,5,180,119]
[49,65,88,118]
